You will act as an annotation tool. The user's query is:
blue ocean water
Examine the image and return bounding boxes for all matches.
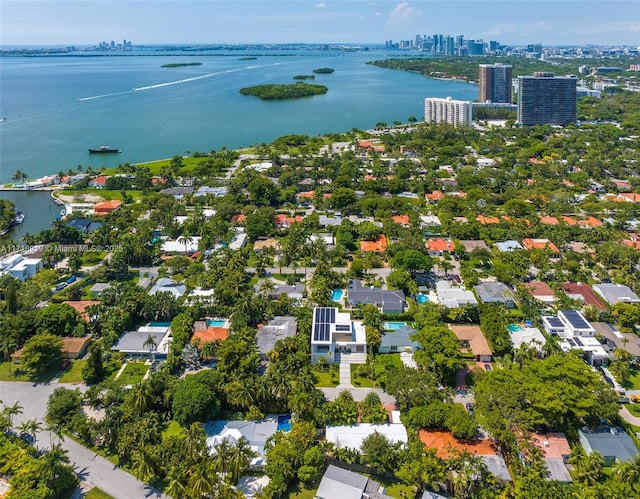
[0,49,478,182]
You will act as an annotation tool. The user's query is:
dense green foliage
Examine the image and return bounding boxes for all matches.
[239,81,328,100]
[312,67,334,74]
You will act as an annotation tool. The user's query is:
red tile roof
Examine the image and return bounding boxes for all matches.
[426,238,456,252]
[522,238,560,253]
[360,234,387,253]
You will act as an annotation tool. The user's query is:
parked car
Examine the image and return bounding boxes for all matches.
[55,282,68,291]
[484,364,492,371]
[465,403,474,415]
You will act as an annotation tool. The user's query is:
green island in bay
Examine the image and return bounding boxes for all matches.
[160,62,203,68]
[293,74,316,80]
[312,67,335,74]
[239,81,328,100]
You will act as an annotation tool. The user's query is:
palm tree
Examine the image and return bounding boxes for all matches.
[177,234,195,254]
[187,464,216,498]
[165,465,187,498]
[129,384,151,414]
[3,402,23,427]
[143,335,158,362]
[131,448,156,482]
[228,437,257,483]
[18,419,43,445]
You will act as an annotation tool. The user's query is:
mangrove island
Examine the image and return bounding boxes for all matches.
[313,67,335,74]
[239,81,328,100]
[160,62,203,68]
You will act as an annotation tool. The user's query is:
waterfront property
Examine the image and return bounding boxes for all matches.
[0,253,43,282]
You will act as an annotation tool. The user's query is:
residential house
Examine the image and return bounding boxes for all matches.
[318,214,343,227]
[194,186,228,197]
[539,216,560,226]
[562,282,608,310]
[93,200,122,215]
[530,433,572,483]
[63,300,101,321]
[522,238,560,254]
[474,282,516,308]
[66,218,103,234]
[346,280,407,314]
[435,281,478,308]
[88,176,108,188]
[477,215,500,225]
[495,240,524,252]
[253,238,281,252]
[159,186,195,199]
[228,228,248,250]
[360,234,387,253]
[509,326,547,352]
[257,316,297,359]
[111,324,172,359]
[392,215,410,227]
[592,283,640,306]
[316,465,394,499]
[0,253,43,282]
[205,418,279,467]
[419,430,511,482]
[459,240,490,254]
[542,310,608,365]
[378,325,420,354]
[450,325,493,362]
[425,238,455,257]
[591,322,640,362]
[523,281,556,306]
[326,420,408,450]
[419,214,442,228]
[12,336,91,363]
[425,190,445,203]
[148,277,187,299]
[161,236,201,254]
[310,307,367,364]
[578,426,639,466]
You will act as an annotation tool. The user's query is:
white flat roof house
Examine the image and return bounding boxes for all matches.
[542,310,607,365]
[0,253,43,282]
[311,307,366,364]
[592,283,640,305]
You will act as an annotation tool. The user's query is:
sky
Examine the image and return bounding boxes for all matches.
[1,1,639,47]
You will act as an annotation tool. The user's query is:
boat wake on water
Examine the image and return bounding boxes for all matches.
[77,91,131,101]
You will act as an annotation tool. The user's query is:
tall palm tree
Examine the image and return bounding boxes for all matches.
[177,234,195,254]
[143,335,158,362]
[228,437,257,484]
[187,464,216,498]
[165,465,187,498]
[131,448,156,483]
[18,419,43,445]
[3,402,23,427]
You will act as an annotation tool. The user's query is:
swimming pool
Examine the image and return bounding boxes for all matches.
[149,322,171,328]
[507,324,523,332]
[208,319,227,327]
[416,294,429,304]
[277,414,291,432]
[331,289,344,301]
[384,321,408,331]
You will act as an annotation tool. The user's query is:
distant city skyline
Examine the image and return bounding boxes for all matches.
[1,1,639,47]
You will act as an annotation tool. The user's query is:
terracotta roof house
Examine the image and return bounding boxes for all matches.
[12,336,91,363]
[253,238,281,251]
[296,190,315,200]
[231,214,247,224]
[450,324,493,362]
[618,193,640,203]
[63,300,101,321]
[274,214,303,228]
[425,190,445,203]
[561,216,578,226]
[419,430,511,482]
[539,216,560,225]
[426,238,456,256]
[360,234,387,253]
[89,175,108,188]
[93,200,122,215]
[192,320,230,344]
[477,215,500,225]
[530,433,573,482]
[392,215,410,227]
[578,217,603,228]
[612,179,632,191]
[522,238,560,253]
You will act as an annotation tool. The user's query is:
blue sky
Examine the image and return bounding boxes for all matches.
[1,1,639,46]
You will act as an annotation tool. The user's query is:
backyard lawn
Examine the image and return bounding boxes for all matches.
[351,364,377,388]
[58,360,87,383]
[288,482,317,499]
[626,403,640,418]
[312,368,339,388]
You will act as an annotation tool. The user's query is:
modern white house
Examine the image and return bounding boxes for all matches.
[0,253,43,282]
[542,310,608,365]
[311,307,366,364]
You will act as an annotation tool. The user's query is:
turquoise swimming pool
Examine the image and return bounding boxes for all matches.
[149,322,171,328]
[331,289,344,301]
[508,324,523,332]
[384,321,408,331]
[208,319,227,327]
[416,294,429,304]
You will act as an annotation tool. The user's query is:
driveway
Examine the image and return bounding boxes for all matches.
[619,405,640,426]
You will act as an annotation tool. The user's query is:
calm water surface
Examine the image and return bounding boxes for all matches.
[0,49,477,182]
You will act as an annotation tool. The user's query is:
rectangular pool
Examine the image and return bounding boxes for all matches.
[207,319,227,327]
[331,289,344,301]
[384,321,408,331]
[416,294,429,304]
[277,414,291,432]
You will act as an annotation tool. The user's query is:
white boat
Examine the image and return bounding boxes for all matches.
[14,211,25,224]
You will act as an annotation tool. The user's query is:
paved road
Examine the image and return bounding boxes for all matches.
[619,405,640,426]
[0,381,167,498]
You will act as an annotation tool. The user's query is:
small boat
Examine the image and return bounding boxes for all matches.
[0,117,6,123]
[14,211,24,224]
[88,145,121,153]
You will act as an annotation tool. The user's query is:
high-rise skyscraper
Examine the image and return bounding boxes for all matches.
[424,97,473,127]
[517,72,578,126]
[478,64,513,103]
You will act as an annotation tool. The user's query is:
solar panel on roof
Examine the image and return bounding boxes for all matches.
[335,324,350,331]
[574,337,584,346]
[566,338,576,346]
[562,310,590,330]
